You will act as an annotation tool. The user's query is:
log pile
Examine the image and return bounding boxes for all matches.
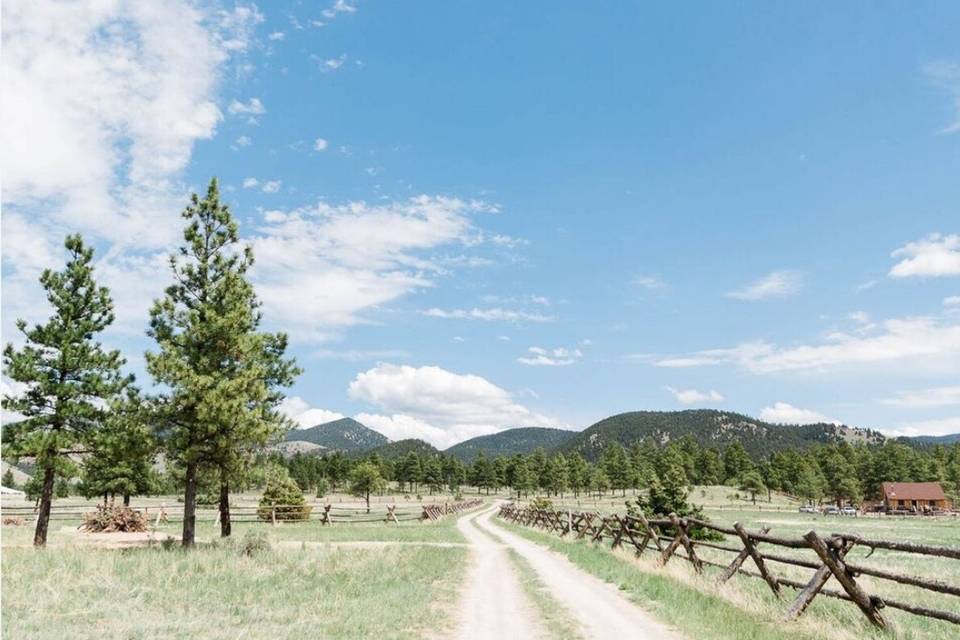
[80,504,148,533]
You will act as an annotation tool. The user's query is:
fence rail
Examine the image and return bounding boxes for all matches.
[1,499,485,526]
[497,503,960,629]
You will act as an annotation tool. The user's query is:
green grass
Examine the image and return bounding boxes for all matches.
[2,537,468,640]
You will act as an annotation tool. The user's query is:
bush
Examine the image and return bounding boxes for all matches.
[239,530,271,556]
[315,478,330,498]
[258,470,312,521]
[531,497,554,510]
[80,504,148,533]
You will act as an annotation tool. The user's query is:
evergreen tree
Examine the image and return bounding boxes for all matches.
[2,235,131,546]
[146,179,298,545]
[722,440,753,483]
[588,465,610,497]
[422,457,443,494]
[3,468,17,490]
[566,452,589,497]
[545,453,569,497]
[602,442,630,496]
[349,461,387,513]
[530,448,549,491]
[80,390,158,505]
[739,469,766,504]
[648,445,688,515]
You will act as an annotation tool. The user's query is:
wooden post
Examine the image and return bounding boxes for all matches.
[804,531,885,629]
[786,539,853,620]
[719,526,770,584]
[271,506,277,526]
[633,512,664,552]
[670,514,703,574]
[734,522,780,597]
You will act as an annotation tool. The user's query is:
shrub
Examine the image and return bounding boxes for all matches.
[258,470,312,521]
[239,530,271,556]
[80,504,148,533]
[531,497,553,510]
[315,478,330,498]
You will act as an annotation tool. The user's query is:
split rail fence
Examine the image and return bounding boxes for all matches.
[498,503,960,630]
[1,499,484,527]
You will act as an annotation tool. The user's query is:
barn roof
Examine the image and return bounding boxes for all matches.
[880,482,947,501]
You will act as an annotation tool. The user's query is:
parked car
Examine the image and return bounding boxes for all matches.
[798,505,817,514]
[823,505,840,515]
[841,506,858,516]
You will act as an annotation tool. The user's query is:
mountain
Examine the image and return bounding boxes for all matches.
[445,427,578,461]
[364,438,440,460]
[903,433,960,445]
[284,417,389,453]
[555,410,886,461]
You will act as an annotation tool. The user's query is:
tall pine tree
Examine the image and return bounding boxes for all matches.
[2,235,131,546]
[146,179,298,546]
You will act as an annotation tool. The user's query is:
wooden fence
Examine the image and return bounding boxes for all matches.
[1,499,485,526]
[498,503,960,630]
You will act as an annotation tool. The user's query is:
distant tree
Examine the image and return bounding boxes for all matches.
[529,448,549,490]
[602,443,630,496]
[349,461,387,513]
[566,453,589,497]
[2,468,17,490]
[821,449,862,506]
[648,446,689,515]
[422,457,443,494]
[2,235,131,546]
[794,460,826,505]
[722,441,753,484]
[326,451,349,488]
[492,456,509,492]
[738,470,766,504]
[258,467,310,521]
[588,465,610,498]
[545,454,569,497]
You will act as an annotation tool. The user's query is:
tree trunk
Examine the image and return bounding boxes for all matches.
[123,494,131,506]
[33,465,56,547]
[219,477,231,537]
[182,461,198,548]
[365,490,370,513]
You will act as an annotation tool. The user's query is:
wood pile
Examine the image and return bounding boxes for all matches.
[80,504,148,533]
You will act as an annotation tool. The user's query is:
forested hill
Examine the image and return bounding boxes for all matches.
[445,427,577,461]
[555,410,886,461]
[364,438,441,460]
[284,418,389,452]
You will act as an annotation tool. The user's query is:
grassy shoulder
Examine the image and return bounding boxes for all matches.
[2,534,468,640]
[496,519,878,640]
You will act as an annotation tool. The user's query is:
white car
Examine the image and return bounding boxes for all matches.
[841,506,857,516]
[823,505,840,515]
[798,505,817,514]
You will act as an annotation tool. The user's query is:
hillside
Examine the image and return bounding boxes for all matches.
[445,427,577,461]
[903,433,960,445]
[364,438,441,460]
[555,410,887,461]
[284,417,388,452]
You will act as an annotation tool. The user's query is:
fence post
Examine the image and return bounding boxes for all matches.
[786,538,853,620]
[734,522,780,597]
[719,526,769,584]
[804,531,885,629]
[271,506,277,526]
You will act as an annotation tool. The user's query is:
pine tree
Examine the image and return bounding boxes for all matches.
[349,461,387,512]
[423,457,443,494]
[602,442,630,496]
[588,465,610,497]
[566,452,589,497]
[739,470,766,504]
[146,179,298,546]
[2,468,17,490]
[2,235,131,546]
[80,390,158,505]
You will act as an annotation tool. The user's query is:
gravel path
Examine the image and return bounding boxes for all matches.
[454,505,547,640]
[459,503,680,639]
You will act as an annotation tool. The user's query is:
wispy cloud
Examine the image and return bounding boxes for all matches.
[653,316,960,373]
[881,386,960,408]
[517,346,582,367]
[228,97,266,116]
[923,60,960,134]
[632,275,665,289]
[422,308,555,323]
[726,270,803,301]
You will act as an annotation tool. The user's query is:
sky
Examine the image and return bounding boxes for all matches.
[3,1,960,447]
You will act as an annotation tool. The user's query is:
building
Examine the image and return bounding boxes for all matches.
[879,482,950,512]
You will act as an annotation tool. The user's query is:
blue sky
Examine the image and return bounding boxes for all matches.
[3,2,960,446]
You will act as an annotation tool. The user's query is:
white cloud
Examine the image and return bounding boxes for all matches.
[517,346,582,366]
[665,387,724,405]
[314,54,348,72]
[278,396,345,429]
[314,137,329,151]
[260,180,282,194]
[242,177,259,188]
[267,31,285,41]
[348,363,561,447]
[234,135,252,148]
[654,316,960,374]
[890,233,960,278]
[847,311,871,324]
[884,416,960,438]
[1,1,241,250]
[632,275,665,289]
[726,270,803,301]
[945,296,960,307]
[250,195,498,341]
[760,402,837,425]
[227,97,265,116]
[923,60,960,134]
[322,0,357,20]
[422,308,555,323]
[881,386,960,408]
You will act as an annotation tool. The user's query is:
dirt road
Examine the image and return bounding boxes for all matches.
[455,503,679,639]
